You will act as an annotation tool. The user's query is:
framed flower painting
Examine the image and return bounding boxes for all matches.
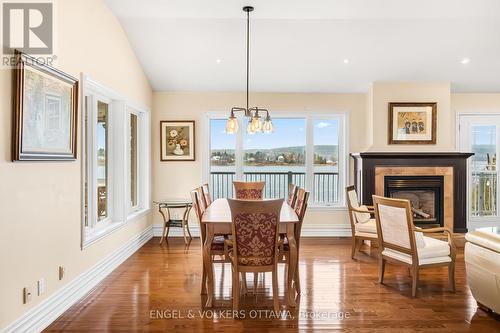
[160,120,195,161]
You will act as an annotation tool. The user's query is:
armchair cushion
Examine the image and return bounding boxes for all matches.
[382,236,451,265]
[355,205,372,223]
[355,219,377,234]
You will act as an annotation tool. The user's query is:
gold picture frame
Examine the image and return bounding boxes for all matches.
[12,51,79,161]
[388,102,437,145]
[160,120,195,161]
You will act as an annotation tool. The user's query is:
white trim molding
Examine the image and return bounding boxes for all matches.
[2,226,153,333]
[152,223,352,238]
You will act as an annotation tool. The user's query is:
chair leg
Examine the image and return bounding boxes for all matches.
[448,262,455,292]
[253,273,258,295]
[272,269,279,313]
[201,262,207,294]
[378,258,386,284]
[233,268,240,311]
[294,263,301,295]
[351,237,358,259]
[411,266,419,298]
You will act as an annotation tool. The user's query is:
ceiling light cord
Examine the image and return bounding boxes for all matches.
[246,8,250,113]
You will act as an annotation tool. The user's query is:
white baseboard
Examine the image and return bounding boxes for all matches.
[2,226,153,333]
[152,223,351,238]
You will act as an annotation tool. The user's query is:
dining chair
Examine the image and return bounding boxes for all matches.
[372,195,456,297]
[196,186,207,213]
[346,185,378,259]
[225,198,283,312]
[190,189,229,294]
[201,183,212,207]
[233,181,265,200]
[279,188,309,295]
[287,184,298,207]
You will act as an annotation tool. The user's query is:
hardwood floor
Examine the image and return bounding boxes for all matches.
[45,237,500,332]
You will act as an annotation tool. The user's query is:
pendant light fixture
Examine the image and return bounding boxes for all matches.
[225,6,273,135]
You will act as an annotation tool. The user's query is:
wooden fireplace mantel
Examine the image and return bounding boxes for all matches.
[350,152,474,233]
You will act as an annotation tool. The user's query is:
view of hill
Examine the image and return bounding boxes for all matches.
[212,145,338,160]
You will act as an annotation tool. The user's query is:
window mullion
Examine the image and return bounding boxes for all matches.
[305,115,314,195]
[235,116,244,180]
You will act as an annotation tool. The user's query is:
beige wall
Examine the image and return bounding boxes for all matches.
[452,93,500,112]
[0,0,152,329]
[152,92,368,231]
[369,81,454,151]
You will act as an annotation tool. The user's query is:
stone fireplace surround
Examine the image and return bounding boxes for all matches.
[350,152,474,233]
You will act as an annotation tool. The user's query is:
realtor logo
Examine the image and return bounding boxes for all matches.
[2,2,53,54]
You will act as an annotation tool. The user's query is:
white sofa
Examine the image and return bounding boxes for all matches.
[464,230,500,313]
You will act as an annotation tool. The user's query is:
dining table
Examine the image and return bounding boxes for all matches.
[201,198,300,308]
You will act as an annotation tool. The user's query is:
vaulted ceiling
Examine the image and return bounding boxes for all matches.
[105,0,500,92]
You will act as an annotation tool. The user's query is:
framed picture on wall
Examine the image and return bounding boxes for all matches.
[12,51,79,161]
[160,120,195,161]
[388,102,437,144]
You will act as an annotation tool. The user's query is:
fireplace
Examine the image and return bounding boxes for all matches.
[350,152,474,233]
[384,176,444,227]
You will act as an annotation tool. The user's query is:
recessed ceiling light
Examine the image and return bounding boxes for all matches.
[461,58,470,64]
[216,58,221,64]
[343,58,350,64]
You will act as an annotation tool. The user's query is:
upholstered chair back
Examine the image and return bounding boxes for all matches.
[287,184,298,207]
[233,181,265,200]
[346,186,360,208]
[294,189,309,245]
[373,195,416,253]
[346,185,371,224]
[227,198,283,267]
[294,188,308,219]
[201,183,212,207]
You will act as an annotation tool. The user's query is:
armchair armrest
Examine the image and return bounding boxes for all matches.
[414,226,456,258]
[349,206,375,215]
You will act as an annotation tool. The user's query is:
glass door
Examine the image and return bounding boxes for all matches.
[459,115,500,226]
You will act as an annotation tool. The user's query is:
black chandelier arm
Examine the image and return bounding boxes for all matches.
[248,107,270,117]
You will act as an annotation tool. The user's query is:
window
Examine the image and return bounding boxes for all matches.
[97,101,109,221]
[209,119,236,198]
[313,118,342,204]
[206,113,347,207]
[82,76,151,248]
[130,113,138,208]
[243,118,306,198]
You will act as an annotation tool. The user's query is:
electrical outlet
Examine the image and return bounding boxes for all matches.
[23,287,31,304]
[59,266,65,280]
[37,278,45,296]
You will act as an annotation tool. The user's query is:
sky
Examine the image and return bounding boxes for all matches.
[210,118,339,150]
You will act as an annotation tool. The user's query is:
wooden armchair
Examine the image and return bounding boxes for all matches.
[233,181,265,200]
[279,187,309,294]
[225,198,283,312]
[190,189,229,295]
[372,195,456,297]
[201,183,212,207]
[346,185,378,259]
[287,184,298,207]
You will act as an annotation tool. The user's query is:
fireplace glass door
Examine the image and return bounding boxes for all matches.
[459,115,500,225]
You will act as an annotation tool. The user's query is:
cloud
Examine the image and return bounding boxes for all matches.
[316,121,330,129]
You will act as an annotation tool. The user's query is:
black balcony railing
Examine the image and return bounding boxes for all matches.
[210,171,339,203]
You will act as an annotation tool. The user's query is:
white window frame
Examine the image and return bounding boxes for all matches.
[81,74,151,249]
[202,111,349,209]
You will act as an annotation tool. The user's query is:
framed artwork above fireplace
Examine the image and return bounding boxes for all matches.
[388,102,437,145]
